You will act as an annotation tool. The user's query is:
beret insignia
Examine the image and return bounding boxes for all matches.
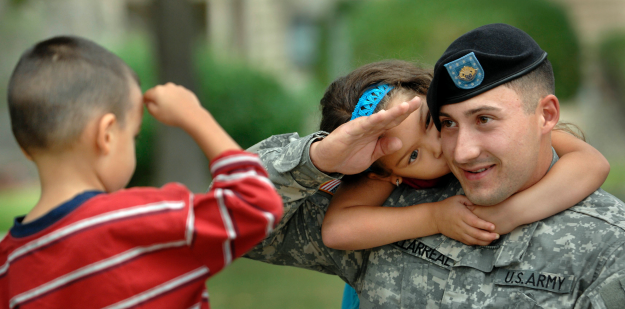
[445,52,484,89]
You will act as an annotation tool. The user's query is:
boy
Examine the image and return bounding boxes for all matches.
[0,36,282,309]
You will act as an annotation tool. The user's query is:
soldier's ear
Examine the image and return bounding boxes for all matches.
[538,94,559,135]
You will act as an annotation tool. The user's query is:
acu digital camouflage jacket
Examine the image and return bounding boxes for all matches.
[245,132,625,309]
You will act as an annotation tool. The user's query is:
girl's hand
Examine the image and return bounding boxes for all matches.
[467,197,536,236]
[143,83,203,128]
[430,195,499,246]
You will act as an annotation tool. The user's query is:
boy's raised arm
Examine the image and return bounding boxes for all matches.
[142,83,283,275]
[143,83,241,160]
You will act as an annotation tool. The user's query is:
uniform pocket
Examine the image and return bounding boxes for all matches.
[400,262,428,308]
[487,291,544,309]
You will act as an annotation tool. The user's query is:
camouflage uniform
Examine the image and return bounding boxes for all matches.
[246,132,625,309]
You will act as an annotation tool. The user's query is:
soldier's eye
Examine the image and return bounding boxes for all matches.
[478,116,492,124]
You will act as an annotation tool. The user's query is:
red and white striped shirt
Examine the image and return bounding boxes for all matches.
[0,150,282,309]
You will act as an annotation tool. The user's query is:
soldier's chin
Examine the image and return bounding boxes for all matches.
[465,189,510,206]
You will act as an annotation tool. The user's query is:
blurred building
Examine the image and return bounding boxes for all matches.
[205,0,349,88]
[551,0,625,158]
[2,0,625,190]
[554,0,625,44]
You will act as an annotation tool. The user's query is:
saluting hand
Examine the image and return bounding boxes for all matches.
[310,96,421,175]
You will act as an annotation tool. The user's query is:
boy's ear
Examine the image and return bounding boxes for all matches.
[95,113,118,155]
[538,94,560,134]
[367,172,402,186]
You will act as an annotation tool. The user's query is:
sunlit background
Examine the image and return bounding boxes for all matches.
[1,0,625,308]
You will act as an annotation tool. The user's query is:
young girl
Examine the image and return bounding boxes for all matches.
[317,60,610,309]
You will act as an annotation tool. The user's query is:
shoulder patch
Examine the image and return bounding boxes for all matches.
[600,276,625,309]
[445,52,484,89]
[319,179,342,195]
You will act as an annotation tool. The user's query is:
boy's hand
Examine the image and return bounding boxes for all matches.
[430,195,499,246]
[144,82,241,160]
[310,96,421,175]
[143,83,203,128]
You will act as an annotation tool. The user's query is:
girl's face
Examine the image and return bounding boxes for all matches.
[376,94,450,180]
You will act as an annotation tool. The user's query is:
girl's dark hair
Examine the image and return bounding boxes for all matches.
[319,60,433,177]
[320,60,432,133]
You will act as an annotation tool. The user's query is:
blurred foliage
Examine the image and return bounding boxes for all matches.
[113,35,159,187]
[330,0,580,101]
[114,36,314,186]
[194,46,314,149]
[603,160,625,202]
[598,31,625,110]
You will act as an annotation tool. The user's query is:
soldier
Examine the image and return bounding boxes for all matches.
[246,23,625,308]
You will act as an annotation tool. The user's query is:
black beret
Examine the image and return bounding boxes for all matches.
[427,23,547,130]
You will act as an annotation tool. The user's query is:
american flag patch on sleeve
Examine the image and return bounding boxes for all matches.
[318,179,342,195]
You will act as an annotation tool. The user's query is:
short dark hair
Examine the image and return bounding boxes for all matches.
[319,60,432,177]
[8,36,138,153]
[503,60,586,139]
[503,59,555,114]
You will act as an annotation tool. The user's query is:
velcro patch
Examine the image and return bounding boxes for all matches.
[319,179,342,195]
[445,52,484,89]
[600,276,625,309]
[393,239,455,270]
[495,269,574,294]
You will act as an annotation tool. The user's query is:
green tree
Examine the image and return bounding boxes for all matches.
[194,49,312,149]
[115,38,313,186]
[341,0,580,100]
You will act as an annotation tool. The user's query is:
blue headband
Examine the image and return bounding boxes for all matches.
[350,84,394,121]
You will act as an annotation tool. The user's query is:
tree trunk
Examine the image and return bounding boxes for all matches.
[152,0,209,192]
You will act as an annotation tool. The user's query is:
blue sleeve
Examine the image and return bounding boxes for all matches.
[341,283,360,309]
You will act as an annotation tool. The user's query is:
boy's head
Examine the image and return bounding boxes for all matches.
[8,36,139,155]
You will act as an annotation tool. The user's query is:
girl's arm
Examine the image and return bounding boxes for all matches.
[321,176,498,250]
[471,130,610,235]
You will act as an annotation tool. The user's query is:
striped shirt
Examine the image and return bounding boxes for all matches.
[0,150,282,309]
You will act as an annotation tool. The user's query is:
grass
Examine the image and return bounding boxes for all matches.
[206,259,344,308]
[0,185,39,231]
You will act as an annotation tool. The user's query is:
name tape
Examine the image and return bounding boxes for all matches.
[394,239,455,269]
[495,269,574,294]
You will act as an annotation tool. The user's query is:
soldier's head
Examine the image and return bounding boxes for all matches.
[320,60,450,184]
[427,23,560,205]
